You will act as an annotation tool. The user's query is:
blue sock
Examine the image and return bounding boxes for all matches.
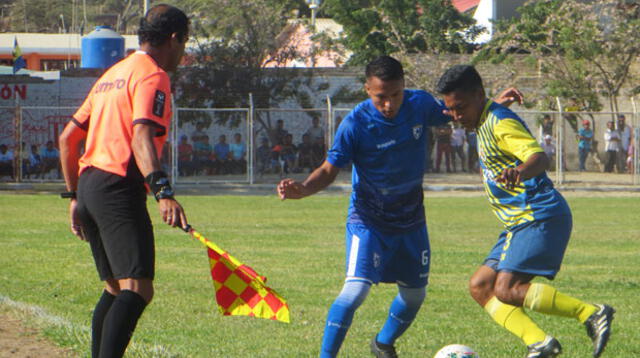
[376,285,426,346]
[319,280,371,358]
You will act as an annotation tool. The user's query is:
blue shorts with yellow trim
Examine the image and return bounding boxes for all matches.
[344,223,430,288]
[484,214,572,280]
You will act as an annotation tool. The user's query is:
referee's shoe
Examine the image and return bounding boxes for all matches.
[584,304,615,357]
[370,335,398,358]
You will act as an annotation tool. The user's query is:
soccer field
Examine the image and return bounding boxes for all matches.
[0,193,638,357]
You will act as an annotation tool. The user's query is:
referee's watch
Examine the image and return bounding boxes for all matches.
[60,191,77,199]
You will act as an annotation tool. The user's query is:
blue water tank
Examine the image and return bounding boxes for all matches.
[81,26,125,69]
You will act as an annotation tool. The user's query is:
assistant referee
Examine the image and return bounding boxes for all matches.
[59,5,189,358]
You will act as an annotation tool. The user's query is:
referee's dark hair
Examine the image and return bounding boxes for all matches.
[436,65,484,95]
[365,56,404,81]
[138,4,189,47]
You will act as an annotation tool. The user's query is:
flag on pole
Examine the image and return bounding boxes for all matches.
[12,37,26,74]
[187,226,290,323]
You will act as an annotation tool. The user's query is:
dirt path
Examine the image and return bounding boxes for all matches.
[0,310,72,358]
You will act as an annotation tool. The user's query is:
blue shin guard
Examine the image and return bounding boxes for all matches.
[376,285,426,345]
[319,279,372,358]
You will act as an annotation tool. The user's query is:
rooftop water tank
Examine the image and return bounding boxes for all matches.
[81,26,125,69]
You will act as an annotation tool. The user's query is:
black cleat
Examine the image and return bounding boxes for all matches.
[526,336,562,358]
[370,335,398,358]
[585,304,615,357]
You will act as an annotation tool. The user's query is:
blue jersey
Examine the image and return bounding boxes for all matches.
[476,101,571,228]
[327,89,449,233]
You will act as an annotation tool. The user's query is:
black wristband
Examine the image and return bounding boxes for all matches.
[145,171,174,201]
[60,191,77,199]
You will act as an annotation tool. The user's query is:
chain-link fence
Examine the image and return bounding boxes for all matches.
[1,100,638,187]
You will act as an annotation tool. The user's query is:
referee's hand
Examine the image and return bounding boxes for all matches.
[159,198,188,230]
[68,199,87,241]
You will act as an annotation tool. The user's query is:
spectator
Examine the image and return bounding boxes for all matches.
[28,144,42,178]
[604,120,621,173]
[213,134,232,174]
[192,135,213,175]
[177,135,194,176]
[297,133,315,173]
[306,117,325,143]
[541,114,555,136]
[256,137,271,176]
[271,119,288,147]
[434,123,453,173]
[617,115,631,173]
[229,133,247,174]
[541,134,556,169]
[626,141,635,174]
[190,122,208,145]
[311,135,326,169]
[270,142,284,175]
[424,127,435,173]
[0,144,14,180]
[40,140,60,178]
[280,133,297,174]
[450,122,466,172]
[466,130,479,173]
[577,120,593,172]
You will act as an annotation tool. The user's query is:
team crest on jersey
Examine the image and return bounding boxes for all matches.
[412,124,423,139]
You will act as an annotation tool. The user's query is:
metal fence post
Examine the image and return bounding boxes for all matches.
[555,97,564,185]
[631,96,638,185]
[249,93,255,185]
[171,99,178,186]
[326,94,333,149]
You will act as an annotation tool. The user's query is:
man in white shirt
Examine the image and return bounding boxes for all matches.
[604,120,621,173]
[451,122,466,172]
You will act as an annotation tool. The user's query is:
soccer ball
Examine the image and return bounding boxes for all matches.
[433,344,479,358]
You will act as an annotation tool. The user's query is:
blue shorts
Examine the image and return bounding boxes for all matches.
[344,223,430,288]
[484,214,572,279]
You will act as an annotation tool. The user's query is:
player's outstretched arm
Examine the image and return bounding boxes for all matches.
[278,160,340,200]
[497,152,549,189]
[494,87,524,107]
[132,123,188,229]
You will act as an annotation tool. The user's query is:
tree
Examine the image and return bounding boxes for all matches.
[171,0,319,144]
[476,0,640,119]
[323,0,484,65]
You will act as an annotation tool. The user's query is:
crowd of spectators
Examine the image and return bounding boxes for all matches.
[0,140,60,181]
[177,117,326,177]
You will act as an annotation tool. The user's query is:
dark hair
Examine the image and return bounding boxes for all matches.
[138,4,189,47]
[436,65,484,94]
[365,56,404,81]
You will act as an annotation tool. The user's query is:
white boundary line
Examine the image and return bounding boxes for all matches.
[0,294,179,358]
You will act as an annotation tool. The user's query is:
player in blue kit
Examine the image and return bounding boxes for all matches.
[436,65,614,358]
[277,56,522,358]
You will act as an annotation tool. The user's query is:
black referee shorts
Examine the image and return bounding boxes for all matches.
[77,167,155,281]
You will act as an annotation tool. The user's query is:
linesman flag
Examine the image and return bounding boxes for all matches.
[12,37,26,74]
[185,226,290,323]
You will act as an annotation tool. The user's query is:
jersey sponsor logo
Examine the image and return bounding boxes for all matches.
[412,124,423,139]
[93,79,125,94]
[376,139,396,149]
[153,90,166,117]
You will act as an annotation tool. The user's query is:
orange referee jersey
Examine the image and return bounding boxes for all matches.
[73,51,172,177]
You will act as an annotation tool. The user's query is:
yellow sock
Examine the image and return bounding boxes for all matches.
[484,296,547,346]
[524,283,597,323]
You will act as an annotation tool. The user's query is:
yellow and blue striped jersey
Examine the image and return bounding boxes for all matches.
[476,101,570,228]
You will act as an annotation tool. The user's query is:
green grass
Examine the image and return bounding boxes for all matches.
[0,193,638,357]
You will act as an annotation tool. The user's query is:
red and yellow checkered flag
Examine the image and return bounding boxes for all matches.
[186,226,290,323]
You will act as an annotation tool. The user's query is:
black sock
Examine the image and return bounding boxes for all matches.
[92,290,116,358]
[99,290,148,358]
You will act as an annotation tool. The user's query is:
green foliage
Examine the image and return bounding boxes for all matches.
[1,194,639,357]
[324,0,483,65]
[477,0,640,114]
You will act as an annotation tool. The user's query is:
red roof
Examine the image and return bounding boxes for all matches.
[451,0,480,13]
